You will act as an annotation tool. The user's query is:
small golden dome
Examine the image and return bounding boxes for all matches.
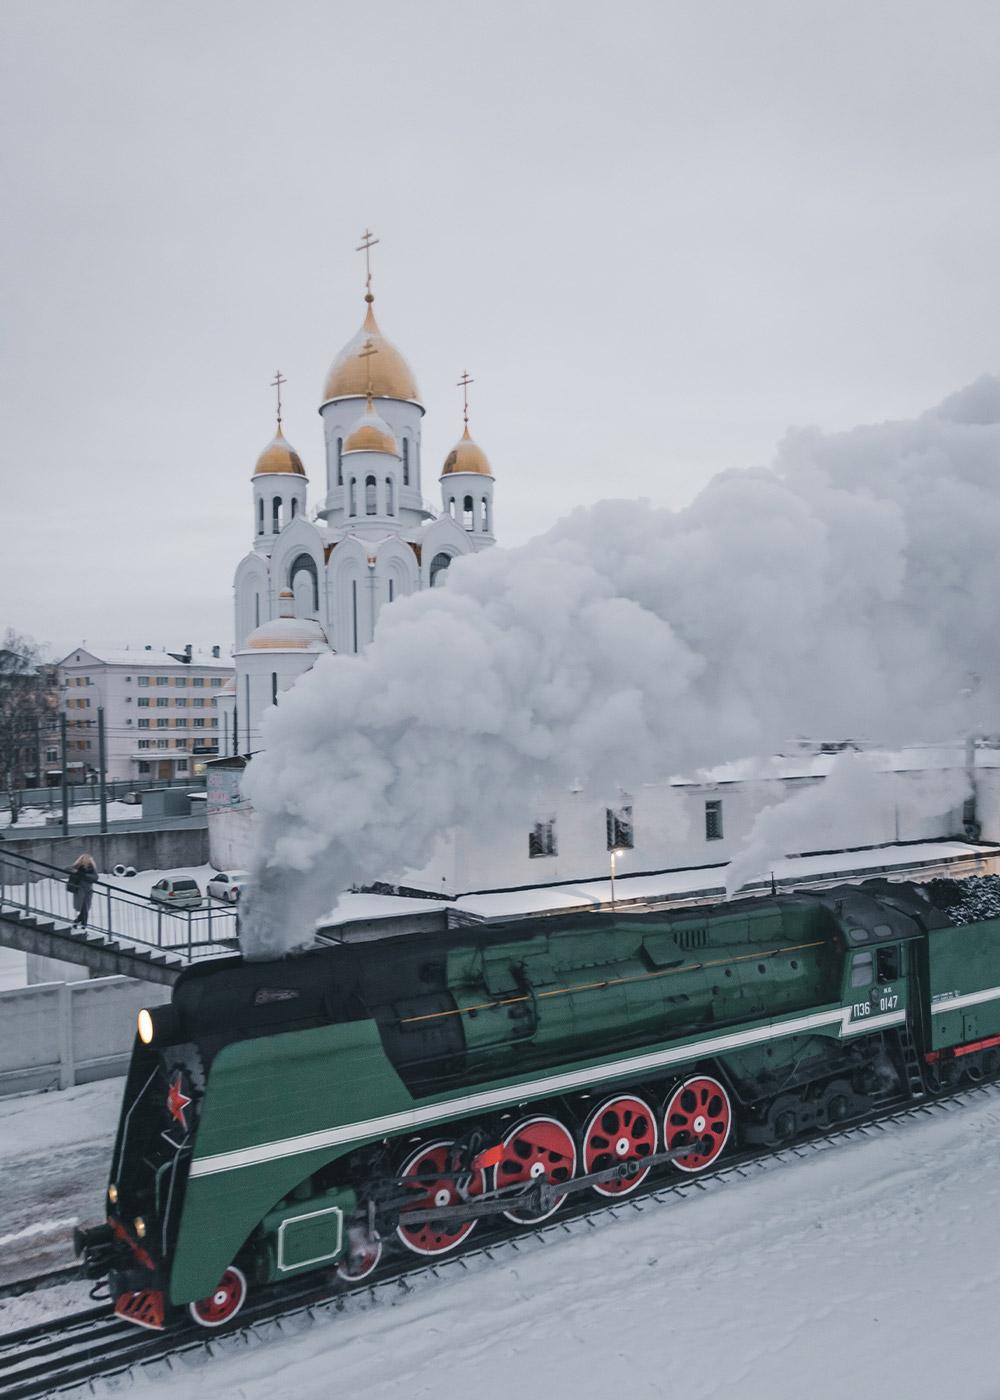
[253,427,306,478]
[441,426,492,477]
[243,592,331,651]
[344,399,399,456]
[322,303,420,404]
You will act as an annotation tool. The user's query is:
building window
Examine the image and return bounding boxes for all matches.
[156,697,168,707]
[402,438,410,486]
[210,718,218,728]
[177,760,188,772]
[430,552,451,587]
[255,592,261,627]
[271,672,278,706]
[137,696,149,707]
[352,579,359,653]
[482,495,490,532]
[290,553,319,613]
[449,496,456,518]
[349,478,357,516]
[138,719,150,729]
[211,677,223,687]
[156,676,168,686]
[194,717,206,728]
[386,476,395,515]
[337,437,343,486]
[176,677,186,688]
[138,676,150,686]
[705,799,724,841]
[156,739,168,749]
[157,718,169,728]
[138,740,151,750]
[606,804,634,850]
[463,495,474,530]
[258,497,264,535]
[176,698,187,708]
[138,761,150,774]
[529,819,558,858]
[272,495,281,532]
[291,498,298,518]
[193,677,204,687]
[389,578,395,603]
[365,474,377,515]
[194,697,205,707]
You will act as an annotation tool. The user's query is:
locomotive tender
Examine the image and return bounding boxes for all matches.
[77,878,1000,1331]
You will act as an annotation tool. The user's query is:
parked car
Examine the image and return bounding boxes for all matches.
[206,870,250,904]
[149,877,203,910]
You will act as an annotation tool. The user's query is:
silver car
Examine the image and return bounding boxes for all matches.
[206,870,250,904]
[149,877,203,910]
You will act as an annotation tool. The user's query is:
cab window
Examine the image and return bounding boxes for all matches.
[876,946,900,982]
[850,952,874,988]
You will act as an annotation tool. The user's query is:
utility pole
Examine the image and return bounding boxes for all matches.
[34,718,41,799]
[98,706,107,834]
[60,712,69,836]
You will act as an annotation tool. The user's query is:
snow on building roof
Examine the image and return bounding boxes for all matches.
[58,646,233,670]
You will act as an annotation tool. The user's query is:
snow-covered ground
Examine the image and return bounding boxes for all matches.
[3,1080,1000,1398]
[0,801,140,830]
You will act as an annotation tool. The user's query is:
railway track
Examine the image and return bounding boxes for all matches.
[3,1077,997,1400]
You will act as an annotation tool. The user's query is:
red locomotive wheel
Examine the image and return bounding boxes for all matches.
[336,1229,383,1282]
[188,1265,248,1328]
[496,1115,578,1225]
[581,1094,657,1197]
[396,1139,486,1256]
[663,1074,732,1173]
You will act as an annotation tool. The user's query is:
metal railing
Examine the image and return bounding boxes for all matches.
[0,777,206,813]
[0,849,238,961]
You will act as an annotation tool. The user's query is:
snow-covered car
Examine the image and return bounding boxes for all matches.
[149,877,203,909]
[206,870,250,904]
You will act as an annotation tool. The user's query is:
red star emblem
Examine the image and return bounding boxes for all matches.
[166,1073,192,1130]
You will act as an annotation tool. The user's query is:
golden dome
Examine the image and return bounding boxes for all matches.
[322,302,420,404]
[343,399,399,456]
[253,426,306,478]
[441,426,493,477]
[242,592,331,651]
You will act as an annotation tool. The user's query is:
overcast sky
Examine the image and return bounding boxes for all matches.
[2,0,998,660]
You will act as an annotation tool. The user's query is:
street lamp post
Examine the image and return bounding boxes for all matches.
[609,848,623,912]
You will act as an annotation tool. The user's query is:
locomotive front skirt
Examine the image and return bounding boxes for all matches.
[77,880,1000,1330]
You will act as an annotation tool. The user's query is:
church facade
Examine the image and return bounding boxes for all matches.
[222,254,496,754]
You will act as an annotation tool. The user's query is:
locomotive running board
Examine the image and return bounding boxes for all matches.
[395,1138,708,1226]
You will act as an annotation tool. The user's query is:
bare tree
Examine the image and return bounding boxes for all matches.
[0,629,56,825]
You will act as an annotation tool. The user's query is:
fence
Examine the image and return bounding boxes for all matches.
[0,849,238,960]
[0,976,170,1095]
[1,777,205,813]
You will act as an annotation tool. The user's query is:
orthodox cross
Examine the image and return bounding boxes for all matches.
[358,337,379,401]
[457,370,474,428]
[356,228,380,302]
[270,370,286,429]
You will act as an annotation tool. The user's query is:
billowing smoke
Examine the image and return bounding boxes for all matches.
[723,753,971,898]
[241,376,1000,956]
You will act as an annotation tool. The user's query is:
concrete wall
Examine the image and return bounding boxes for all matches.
[0,825,208,871]
[0,976,170,1096]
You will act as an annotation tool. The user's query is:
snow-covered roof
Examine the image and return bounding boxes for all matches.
[58,646,233,670]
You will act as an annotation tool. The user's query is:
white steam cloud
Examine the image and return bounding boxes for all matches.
[723,753,971,898]
[241,377,1000,956]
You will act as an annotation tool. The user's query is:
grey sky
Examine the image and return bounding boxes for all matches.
[2,0,998,658]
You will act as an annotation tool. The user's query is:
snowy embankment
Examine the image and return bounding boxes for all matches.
[0,801,139,830]
[5,1081,1000,1398]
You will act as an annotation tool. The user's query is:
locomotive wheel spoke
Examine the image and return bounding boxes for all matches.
[663,1074,733,1173]
[581,1093,657,1196]
[188,1265,248,1328]
[396,1139,486,1256]
[336,1227,383,1282]
[497,1115,578,1224]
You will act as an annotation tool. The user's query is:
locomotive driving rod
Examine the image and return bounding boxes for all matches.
[396,1138,710,1227]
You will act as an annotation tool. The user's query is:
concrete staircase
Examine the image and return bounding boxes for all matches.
[0,906,185,985]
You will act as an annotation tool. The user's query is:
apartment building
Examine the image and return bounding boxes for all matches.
[55,645,234,782]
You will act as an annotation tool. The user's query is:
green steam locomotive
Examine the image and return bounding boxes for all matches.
[76,879,1000,1331]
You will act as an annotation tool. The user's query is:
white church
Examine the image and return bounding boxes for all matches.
[219,239,495,755]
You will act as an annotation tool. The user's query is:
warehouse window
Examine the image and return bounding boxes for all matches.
[529,818,557,858]
[606,804,634,850]
[705,799,724,841]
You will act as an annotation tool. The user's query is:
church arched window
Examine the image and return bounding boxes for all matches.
[402,439,410,486]
[291,498,298,518]
[289,553,319,614]
[271,672,278,706]
[257,497,264,535]
[449,496,456,519]
[482,496,490,532]
[272,496,281,533]
[336,437,343,486]
[463,495,474,530]
[365,475,377,515]
[430,552,452,587]
[349,479,357,516]
[386,477,395,516]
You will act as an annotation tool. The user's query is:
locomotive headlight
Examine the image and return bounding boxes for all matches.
[136,1004,180,1047]
[137,1008,154,1045]
[108,1183,118,1205]
[134,1217,147,1239]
